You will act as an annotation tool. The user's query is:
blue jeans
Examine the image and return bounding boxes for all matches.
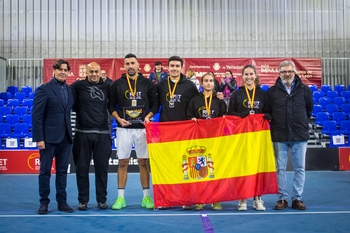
[273,141,307,201]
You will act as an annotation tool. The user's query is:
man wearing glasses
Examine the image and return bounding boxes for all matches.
[267,61,313,211]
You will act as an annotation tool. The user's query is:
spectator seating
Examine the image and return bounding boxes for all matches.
[0,92,11,105]
[322,120,338,135]
[14,106,29,120]
[112,118,117,129]
[28,92,35,99]
[326,91,338,102]
[0,99,4,107]
[321,85,332,94]
[23,137,38,150]
[12,123,29,138]
[22,99,33,110]
[14,92,26,104]
[329,134,347,147]
[334,85,345,95]
[313,91,325,101]
[319,97,332,110]
[0,106,12,121]
[341,104,350,116]
[260,85,269,91]
[6,114,20,129]
[0,123,12,138]
[325,104,339,117]
[333,97,346,109]
[4,137,21,149]
[22,114,32,129]
[315,112,330,126]
[7,99,20,113]
[341,91,350,103]
[7,86,19,98]
[21,86,33,97]
[340,121,350,135]
[312,105,323,118]
[308,85,318,92]
[332,112,346,126]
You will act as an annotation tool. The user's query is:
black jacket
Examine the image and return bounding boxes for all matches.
[108,73,158,129]
[228,85,269,117]
[157,73,199,122]
[71,77,110,131]
[187,93,227,119]
[267,75,313,142]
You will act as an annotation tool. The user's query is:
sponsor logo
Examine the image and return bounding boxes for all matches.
[182,146,214,180]
[27,153,40,170]
[144,64,151,72]
[213,63,221,71]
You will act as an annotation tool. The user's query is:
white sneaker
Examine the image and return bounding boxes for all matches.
[253,196,266,211]
[238,199,247,211]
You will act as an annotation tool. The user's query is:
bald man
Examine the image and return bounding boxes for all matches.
[71,62,112,211]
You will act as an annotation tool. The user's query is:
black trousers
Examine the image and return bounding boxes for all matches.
[73,132,112,203]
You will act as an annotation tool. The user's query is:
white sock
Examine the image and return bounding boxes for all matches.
[143,188,150,197]
[118,188,125,198]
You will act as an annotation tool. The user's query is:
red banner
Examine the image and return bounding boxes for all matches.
[44,58,322,87]
[0,150,56,174]
[339,147,350,170]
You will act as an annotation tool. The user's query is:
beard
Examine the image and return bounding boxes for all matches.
[282,77,294,86]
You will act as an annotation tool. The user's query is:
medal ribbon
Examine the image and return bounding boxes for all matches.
[204,93,213,118]
[245,86,256,110]
[127,74,138,98]
[168,76,180,99]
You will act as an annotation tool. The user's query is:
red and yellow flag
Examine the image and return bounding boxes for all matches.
[145,114,278,208]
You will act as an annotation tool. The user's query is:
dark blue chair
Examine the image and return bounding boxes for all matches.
[321,85,332,93]
[12,123,29,138]
[0,99,4,107]
[4,137,21,150]
[308,85,318,92]
[334,85,345,96]
[326,91,338,102]
[0,123,12,138]
[325,104,339,117]
[339,121,350,135]
[312,105,323,118]
[14,106,29,120]
[22,99,33,111]
[332,112,346,126]
[333,97,346,109]
[6,86,19,98]
[0,106,12,122]
[22,114,32,129]
[341,91,350,103]
[28,92,35,99]
[260,85,269,91]
[112,118,117,129]
[6,114,20,129]
[21,86,33,97]
[322,120,338,135]
[340,104,350,116]
[7,99,20,113]
[319,97,332,110]
[14,92,26,104]
[313,91,325,101]
[315,112,330,126]
[0,92,11,105]
[348,85,350,91]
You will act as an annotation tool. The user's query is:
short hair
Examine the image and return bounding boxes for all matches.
[124,53,138,60]
[154,61,162,66]
[53,59,70,71]
[279,60,297,73]
[168,55,183,67]
[186,69,195,78]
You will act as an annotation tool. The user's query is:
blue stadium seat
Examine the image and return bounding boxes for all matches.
[339,121,350,135]
[333,97,346,109]
[260,85,269,91]
[22,99,33,110]
[4,137,20,150]
[28,106,33,114]
[7,99,20,113]
[12,123,29,138]
[319,97,332,110]
[0,99,4,107]
[325,104,339,117]
[315,112,330,126]
[153,113,160,122]
[22,114,32,129]
[332,112,346,126]
[0,123,12,138]
[23,137,38,150]
[21,86,33,97]
[111,129,116,137]
[7,86,19,98]
[334,85,345,96]
[313,97,317,105]
[14,92,26,104]
[112,118,117,129]
[321,85,332,93]
[308,85,318,92]
[341,91,350,103]
[312,105,323,118]
[322,120,338,135]
[348,85,350,91]
[326,91,338,102]
[14,106,29,120]
[0,106,12,121]
[6,114,20,129]
[0,92,11,105]
[340,104,350,115]
[329,134,347,147]
[313,91,325,101]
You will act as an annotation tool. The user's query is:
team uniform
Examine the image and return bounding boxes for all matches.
[108,73,158,159]
[157,73,199,122]
[71,77,112,205]
[187,93,227,119]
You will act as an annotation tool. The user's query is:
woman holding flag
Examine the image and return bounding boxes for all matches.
[186,73,227,210]
[227,64,272,211]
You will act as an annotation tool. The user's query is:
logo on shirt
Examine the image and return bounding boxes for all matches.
[198,106,214,118]
[125,90,142,100]
[166,93,181,102]
[243,99,260,109]
[87,86,105,101]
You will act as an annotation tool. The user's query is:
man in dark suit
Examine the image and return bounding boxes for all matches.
[32,59,75,214]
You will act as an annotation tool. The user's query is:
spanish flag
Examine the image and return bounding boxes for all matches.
[146,114,278,208]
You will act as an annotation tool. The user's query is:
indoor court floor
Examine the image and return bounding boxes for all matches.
[0,171,349,233]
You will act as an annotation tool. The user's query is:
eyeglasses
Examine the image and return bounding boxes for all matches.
[280,71,294,75]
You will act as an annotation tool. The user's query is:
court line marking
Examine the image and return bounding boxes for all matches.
[1,211,350,218]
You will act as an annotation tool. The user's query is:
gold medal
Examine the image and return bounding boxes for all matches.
[132,100,137,106]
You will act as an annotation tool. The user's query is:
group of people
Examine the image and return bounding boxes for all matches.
[32,55,313,214]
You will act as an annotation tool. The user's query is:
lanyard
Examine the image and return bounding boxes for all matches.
[127,74,138,98]
[245,86,256,110]
[168,76,180,99]
[204,93,213,117]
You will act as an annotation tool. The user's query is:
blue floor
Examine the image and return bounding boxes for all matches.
[0,171,350,233]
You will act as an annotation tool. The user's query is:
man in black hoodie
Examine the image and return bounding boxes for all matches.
[108,53,158,210]
[71,62,112,211]
[267,60,313,211]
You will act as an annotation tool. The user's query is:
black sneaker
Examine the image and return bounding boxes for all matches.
[58,203,74,213]
[38,203,48,214]
[78,202,88,211]
[97,202,108,209]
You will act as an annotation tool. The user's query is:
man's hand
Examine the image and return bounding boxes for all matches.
[118,118,132,127]
[191,117,197,123]
[217,92,224,100]
[37,141,45,150]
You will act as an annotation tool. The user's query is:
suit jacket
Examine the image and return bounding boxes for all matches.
[32,77,75,144]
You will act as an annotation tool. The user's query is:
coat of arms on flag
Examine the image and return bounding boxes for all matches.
[182,146,214,180]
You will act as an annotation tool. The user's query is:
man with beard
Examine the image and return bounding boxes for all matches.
[108,53,158,210]
[267,61,313,211]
